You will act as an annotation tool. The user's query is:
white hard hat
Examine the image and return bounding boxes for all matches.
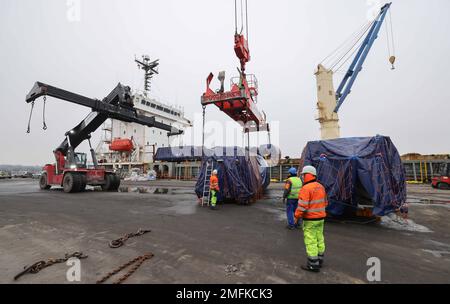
[301,165,317,176]
[212,169,218,175]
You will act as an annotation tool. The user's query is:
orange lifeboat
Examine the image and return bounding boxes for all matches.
[109,138,133,152]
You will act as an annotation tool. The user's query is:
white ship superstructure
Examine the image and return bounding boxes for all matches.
[95,56,192,169]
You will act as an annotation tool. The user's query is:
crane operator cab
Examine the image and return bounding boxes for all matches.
[72,153,87,169]
[55,150,88,172]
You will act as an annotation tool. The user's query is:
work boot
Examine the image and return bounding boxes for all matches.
[301,258,320,273]
[286,225,295,230]
[318,253,324,268]
[210,205,218,210]
[301,264,320,273]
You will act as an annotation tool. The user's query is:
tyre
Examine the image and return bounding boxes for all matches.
[101,174,116,192]
[39,173,51,190]
[437,183,450,190]
[63,173,82,193]
[79,174,87,192]
[112,174,121,190]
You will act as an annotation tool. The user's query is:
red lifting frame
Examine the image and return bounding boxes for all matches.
[201,33,267,133]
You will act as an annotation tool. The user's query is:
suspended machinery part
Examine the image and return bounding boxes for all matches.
[201,0,269,140]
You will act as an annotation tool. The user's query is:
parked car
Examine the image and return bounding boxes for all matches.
[0,171,12,179]
[432,163,450,190]
[11,171,33,178]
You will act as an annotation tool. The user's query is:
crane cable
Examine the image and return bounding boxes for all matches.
[389,10,396,56]
[320,20,372,69]
[26,101,35,134]
[26,96,49,133]
[234,0,249,38]
[234,0,238,34]
[332,8,396,73]
[333,20,376,73]
[329,19,375,72]
[334,38,366,73]
[385,8,396,69]
[42,96,48,130]
[245,0,249,44]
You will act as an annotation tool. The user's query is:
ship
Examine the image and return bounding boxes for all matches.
[95,55,192,175]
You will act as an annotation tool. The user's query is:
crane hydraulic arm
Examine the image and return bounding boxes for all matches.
[334,2,392,113]
[26,82,183,169]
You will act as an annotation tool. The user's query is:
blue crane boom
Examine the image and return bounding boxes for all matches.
[334,2,392,113]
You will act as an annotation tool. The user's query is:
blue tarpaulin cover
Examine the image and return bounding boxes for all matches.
[301,135,406,216]
[154,146,204,162]
[195,148,270,204]
[155,145,280,163]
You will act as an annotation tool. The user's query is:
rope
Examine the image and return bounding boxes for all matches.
[26,101,35,133]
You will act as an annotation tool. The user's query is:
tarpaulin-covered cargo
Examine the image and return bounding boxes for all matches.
[154,146,205,162]
[155,145,280,164]
[301,135,406,216]
[195,148,270,204]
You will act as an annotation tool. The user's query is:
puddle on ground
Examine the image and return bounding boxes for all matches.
[118,186,194,195]
[163,204,197,215]
[154,188,170,194]
[407,198,450,206]
[380,213,432,233]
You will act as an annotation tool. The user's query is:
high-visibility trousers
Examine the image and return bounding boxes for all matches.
[303,220,325,258]
[210,190,217,207]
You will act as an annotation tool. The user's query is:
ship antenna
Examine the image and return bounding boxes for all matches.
[135,55,159,95]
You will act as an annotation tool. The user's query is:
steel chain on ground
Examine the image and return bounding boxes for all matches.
[14,252,88,281]
[96,253,154,284]
[109,228,152,248]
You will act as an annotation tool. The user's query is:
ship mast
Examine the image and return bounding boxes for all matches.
[135,55,160,95]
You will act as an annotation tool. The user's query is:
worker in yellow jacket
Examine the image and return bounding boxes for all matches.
[295,165,328,272]
[283,167,303,230]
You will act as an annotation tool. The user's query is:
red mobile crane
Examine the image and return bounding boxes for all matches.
[201,0,269,146]
[26,82,182,193]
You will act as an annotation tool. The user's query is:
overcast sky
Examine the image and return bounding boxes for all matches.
[1,0,449,165]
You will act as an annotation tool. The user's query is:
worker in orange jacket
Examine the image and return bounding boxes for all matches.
[294,165,328,272]
[209,169,220,210]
